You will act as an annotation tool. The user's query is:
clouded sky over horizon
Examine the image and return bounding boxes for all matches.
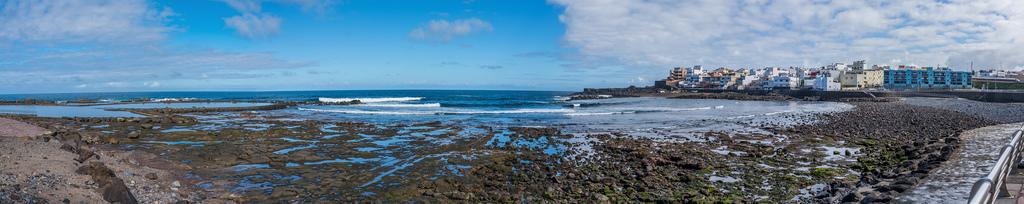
[3,0,1024,94]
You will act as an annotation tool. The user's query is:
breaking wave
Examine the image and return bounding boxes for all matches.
[152,98,197,102]
[564,105,724,116]
[564,111,637,116]
[298,107,573,115]
[356,103,442,108]
[319,97,423,103]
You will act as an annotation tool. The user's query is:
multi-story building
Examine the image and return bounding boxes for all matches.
[826,63,848,71]
[977,70,1010,78]
[884,67,972,89]
[840,69,884,89]
[851,60,868,70]
[684,66,705,86]
[657,67,689,88]
[736,75,761,90]
[764,67,788,77]
[767,75,801,90]
[814,70,841,91]
[655,65,718,89]
[700,75,739,89]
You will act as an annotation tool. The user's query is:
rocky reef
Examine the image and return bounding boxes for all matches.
[2,97,1016,203]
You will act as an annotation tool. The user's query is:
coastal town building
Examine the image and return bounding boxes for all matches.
[977,70,1011,78]
[656,67,690,88]
[840,69,884,89]
[656,65,707,89]
[884,67,972,90]
[826,63,848,71]
[814,70,841,91]
[656,60,982,91]
[736,75,761,90]
[768,75,800,90]
[973,69,1024,89]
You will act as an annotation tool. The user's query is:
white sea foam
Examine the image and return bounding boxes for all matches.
[565,111,636,116]
[682,106,713,111]
[565,106,718,116]
[152,98,197,102]
[298,107,573,115]
[765,110,793,116]
[456,108,577,114]
[357,103,441,108]
[626,106,715,111]
[299,108,428,115]
[319,97,423,103]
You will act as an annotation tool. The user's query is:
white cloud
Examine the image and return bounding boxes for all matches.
[0,45,310,74]
[410,18,493,41]
[0,0,174,44]
[550,0,1024,70]
[224,13,282,39]
[220,0,335,39]
[276,0,337,14]
[0,0,312,93]
[224,0,263,13]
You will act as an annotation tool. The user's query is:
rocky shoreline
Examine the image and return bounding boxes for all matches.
[787,102,996,202]
[1,121,205,203]
[1,97,1019,202]
[413,101,998,202]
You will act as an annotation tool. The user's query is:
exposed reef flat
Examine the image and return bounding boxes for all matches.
[1,96,1018,202]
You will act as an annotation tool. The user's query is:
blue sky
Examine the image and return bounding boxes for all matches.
[0,0,607,93]
[3,0,1024,94]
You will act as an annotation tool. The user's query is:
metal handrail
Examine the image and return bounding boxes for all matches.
[968,124,1024,204]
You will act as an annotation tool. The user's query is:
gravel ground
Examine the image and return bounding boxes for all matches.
[900,97,1024,123]
[895,122,1024,203]
[0,117,197,203]
[782,102,997,202]
[0,117,50,137]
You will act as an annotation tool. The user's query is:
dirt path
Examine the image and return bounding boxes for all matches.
[0,117,50,137]
[0,117,203,203]
[895,123,1024,203]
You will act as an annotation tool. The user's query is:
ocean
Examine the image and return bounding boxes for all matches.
[0,90,851,138]
[0,90,857,201]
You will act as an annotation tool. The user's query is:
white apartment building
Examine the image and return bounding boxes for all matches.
[814,70,842,91]
[768,75,801,89]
